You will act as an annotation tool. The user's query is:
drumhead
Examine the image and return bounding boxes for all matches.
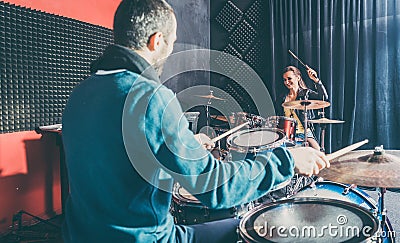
[239,198,378,243]
[227,128,285,153]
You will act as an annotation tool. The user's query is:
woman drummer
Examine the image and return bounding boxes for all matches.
[276,65,329,150]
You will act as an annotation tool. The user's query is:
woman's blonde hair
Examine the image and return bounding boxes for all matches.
[283,66,308,90]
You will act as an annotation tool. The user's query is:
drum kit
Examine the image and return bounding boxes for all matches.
[170,92,398,242]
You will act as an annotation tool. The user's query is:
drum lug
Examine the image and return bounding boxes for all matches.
[370,208,379,218]
[342,184,357,195]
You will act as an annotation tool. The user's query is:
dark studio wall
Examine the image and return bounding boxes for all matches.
[163,0,211,133]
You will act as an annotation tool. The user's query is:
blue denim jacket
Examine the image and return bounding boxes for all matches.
[62,45,294,242]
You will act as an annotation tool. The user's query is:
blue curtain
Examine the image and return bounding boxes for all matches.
[264,0,400,152]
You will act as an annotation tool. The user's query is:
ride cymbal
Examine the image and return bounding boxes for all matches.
[282,100,330,110]
[318,149,400,188]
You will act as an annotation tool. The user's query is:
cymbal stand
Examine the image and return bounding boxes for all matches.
[205,90,212,128]
[318,93,328,152]
[204,90,220,149]
[302,101,309,147]
[318,110,326,152]
[377,187,388,240]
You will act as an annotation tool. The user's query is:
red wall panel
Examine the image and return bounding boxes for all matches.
[3,0,120,28]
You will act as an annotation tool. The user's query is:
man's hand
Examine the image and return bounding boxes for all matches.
[194,133,215,150]
[289,147,330,177]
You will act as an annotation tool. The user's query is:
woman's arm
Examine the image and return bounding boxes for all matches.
[306,66,329,101]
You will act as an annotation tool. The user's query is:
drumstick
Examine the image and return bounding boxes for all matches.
[211,122,250,143]
[288,50,308,68]
[326,139,369,161]
[288,50,319,80]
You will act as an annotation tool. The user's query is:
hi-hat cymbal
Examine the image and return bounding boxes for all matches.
[195,94,225,100]
[318,149,400,188]
[308,118,345,124]
[282,100,330,110]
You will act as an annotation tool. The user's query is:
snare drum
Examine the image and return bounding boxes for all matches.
[239,197,380,242]
[266,116,297,145]
[226,128,285,161]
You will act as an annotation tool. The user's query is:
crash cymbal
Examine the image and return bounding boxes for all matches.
[211,115,228,122]
[318,149,400,188]
[195,94,226,100]
[308,118,345,124]
[282,100,330,110]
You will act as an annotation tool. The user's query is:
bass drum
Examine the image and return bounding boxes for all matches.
[239,197,381,243]
[293,181,395,243]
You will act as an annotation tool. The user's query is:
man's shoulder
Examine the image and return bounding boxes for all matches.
[120,70,174,99]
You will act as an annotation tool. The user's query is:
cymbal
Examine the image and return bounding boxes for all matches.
[211,115,228,122]
[308,118,345,124]
[195,94,225,100]
[318,149,400,188]
[282,100,330,110]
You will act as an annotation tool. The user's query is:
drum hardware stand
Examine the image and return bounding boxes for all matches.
[236,227,243,243]
[376,187,388,242]
[205,91,213,128]
[264,193,278,202]
[302,100,311,147]
[317,110,326,152]
[285,174,318,197]
[203,90,221,155]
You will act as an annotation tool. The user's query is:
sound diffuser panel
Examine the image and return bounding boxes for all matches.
[211,0,267,115]
[0,2,113,133]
